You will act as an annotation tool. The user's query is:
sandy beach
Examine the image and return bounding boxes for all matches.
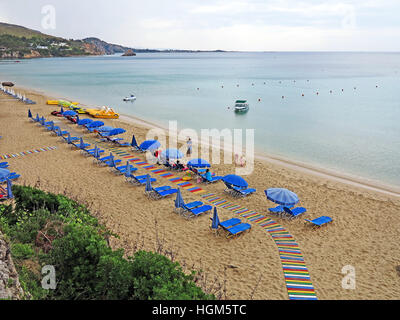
[1,86,400,300]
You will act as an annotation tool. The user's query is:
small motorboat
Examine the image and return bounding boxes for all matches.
[123,94,136,102]
[234,100,249,113]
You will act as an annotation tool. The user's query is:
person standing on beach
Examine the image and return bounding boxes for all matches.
[186,137,192,157]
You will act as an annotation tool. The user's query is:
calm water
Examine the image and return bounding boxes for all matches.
[1,52,399,187]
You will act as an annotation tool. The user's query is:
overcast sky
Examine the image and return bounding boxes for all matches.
[1,0,400,51]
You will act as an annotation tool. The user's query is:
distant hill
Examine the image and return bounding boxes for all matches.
[0,21,225,59]
[0,22,59,39]
[82,37,134,55]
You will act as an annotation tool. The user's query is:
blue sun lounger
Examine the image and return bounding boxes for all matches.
[201,174,223,184]
[305,216,333,227]
[232,186,256,197]
[0,162,9,169]
[268,205,294,215]
[185,205,213,219]
[224,222,252,238]
[103,158,122,168]
[209,217,242,232]
[150,187,178,200]
[283,206,307,220]
[128,174,157,185]
[0,172,20,183]
[182,201,203,211]
[113,164,138,175]
[82,148,105,157]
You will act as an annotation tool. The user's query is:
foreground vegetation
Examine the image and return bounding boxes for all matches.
[0,185,214,300]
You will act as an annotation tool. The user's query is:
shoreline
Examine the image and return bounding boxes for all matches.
[9,83,400,199]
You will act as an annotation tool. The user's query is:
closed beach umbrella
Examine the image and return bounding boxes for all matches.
[62,110,77,117]
[35,114,40,122]
[76,115,80,124]
[211,207,220,230]
[28,109,32,118]
[140,140,161,151]
[105,128,126,136]
[124,161,131,178]
[187,158,211,168]
[60,107,64,113]
[93,145,99,159]
[79,137,85,149]
[264,188,299,206]
[40,116,45,125]
[0,169,10,180]
[66,133,72,144]
[131,135,138,147]
[222,174,248,189]
[145,175,153,192]
[6,179,13,199]
[174,188,184,210]
[161,148,184,160]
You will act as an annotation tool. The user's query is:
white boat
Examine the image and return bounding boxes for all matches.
[123,94,136,102]
[234,100,249,113]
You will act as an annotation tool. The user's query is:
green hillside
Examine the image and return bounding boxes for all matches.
[0,22,58,39]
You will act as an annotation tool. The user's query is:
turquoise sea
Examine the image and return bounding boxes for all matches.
[1,52,399,187]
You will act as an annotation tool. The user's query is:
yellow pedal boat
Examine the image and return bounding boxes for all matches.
[87,106,119,119]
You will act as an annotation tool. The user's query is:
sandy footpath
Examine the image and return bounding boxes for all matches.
[1,86,399,300]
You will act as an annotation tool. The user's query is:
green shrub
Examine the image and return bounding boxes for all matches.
[11,243,35,260]
[131,251,215,300]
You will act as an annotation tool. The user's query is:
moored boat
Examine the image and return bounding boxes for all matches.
[234,100,249,113]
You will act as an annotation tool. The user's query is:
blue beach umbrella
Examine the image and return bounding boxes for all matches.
[174,188,185,210]
[62,110,77,117]
[145,175,153,192]
[264,188,299,206]
[76,115,80,124]
[211,207,220,230]
[187,158,211,168]
[78,118,93,126]
[161,148,184,160]
[60,107,64,113]
[40,116,45,125]
[6,179,13,199]
[97,126,114,132]
[222,174,248,189]
[0,169,10,180]
[87,121,104,128]
[105,128,126,137]
[35,114,40,122]
[28,109,32,118]
[140,140,161,151]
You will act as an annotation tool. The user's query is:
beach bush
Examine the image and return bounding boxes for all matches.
[0,187,214,300]
[10,243,35,260]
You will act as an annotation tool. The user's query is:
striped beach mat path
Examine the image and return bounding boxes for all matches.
[0,146,57,160]
[201,192,318,300]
